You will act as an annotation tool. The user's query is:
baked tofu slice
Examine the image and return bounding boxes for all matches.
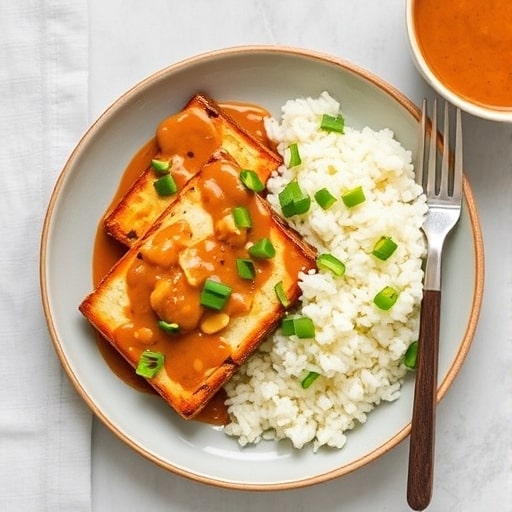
[80,151,316,419]
[104,93,282,247]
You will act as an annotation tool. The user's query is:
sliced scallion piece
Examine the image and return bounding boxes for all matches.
[404,341,418,370]
[320,113,344,134]
[157,320,180,334]
[294,316,316,338]
[135,350,165,378]
[200,279,232,310]
[301,371,320,389]
[153,174,178,196]
[239,169,265,192]
[248,238,275,259]
[236,258,256,280]
[316,253,346,277]
[278,180,311,217]
[151,158,171,175]
[341,185,366,208]
[280,316,315,338]
[280,317,296,336]
[274,281,290,307]
[314,188,337,210]
[373,286,399,310]
[372,236,398,261]
[232,206,252,229]
[288,143,302,167]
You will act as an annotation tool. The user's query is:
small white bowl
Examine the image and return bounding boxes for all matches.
[406,0,512,122]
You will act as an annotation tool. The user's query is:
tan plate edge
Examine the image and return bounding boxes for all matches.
[39,44,485,491]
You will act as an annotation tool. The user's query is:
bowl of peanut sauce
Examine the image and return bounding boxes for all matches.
[406,0,512,122]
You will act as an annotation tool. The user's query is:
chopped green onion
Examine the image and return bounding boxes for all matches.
[157,320,180,334]
[239,169,265,192]
[288,143,302,167]
[236,258,256,280]
[372,236,398,261]
[274,281,290,307]
[280,317,296,336]
[320,113,345,134]
[202,279,232,298]
[314,188,337,210]
[135,350,165,378]
[294,317,316,338]
[248,238,275,259]
[200,279,232,310]
[232,206,252,229]
[280,316,315,338]
[373,286,399,310]
[404,341,418,370]
[342,186,366,207]
[153,174,178,196]
[301,371,320,389]
[278,180,311,217]
[151,158,171,175]
[283,196,311,217]
[316,253,346,277]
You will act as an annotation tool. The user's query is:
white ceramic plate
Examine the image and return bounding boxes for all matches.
[40,46,484,490]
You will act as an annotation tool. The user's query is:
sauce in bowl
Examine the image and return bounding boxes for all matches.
[410,0,512,116]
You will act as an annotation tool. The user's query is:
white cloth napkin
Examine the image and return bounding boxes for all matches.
[0,2,91,511]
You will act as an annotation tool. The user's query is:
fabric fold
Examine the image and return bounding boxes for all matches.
[0,2,91,511]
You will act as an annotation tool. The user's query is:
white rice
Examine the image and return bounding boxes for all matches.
[223,91,427,451]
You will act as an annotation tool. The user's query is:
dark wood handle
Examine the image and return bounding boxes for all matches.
[407,289,441,510]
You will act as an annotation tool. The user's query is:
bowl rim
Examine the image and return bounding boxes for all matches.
[40,44,485,490]
[405,0,512,123]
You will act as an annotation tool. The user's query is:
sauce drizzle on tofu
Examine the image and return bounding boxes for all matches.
[114,159,279,391]
[89,99,310,424]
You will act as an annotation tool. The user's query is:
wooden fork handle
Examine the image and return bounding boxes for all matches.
[407,289,441,511]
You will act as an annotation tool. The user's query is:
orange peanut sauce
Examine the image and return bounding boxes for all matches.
[92,101,275,425]
[116,158,276,389]
[413,0,512,109]
[219,102,274,148]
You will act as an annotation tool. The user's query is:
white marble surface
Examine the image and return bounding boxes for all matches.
[87,1,511,510]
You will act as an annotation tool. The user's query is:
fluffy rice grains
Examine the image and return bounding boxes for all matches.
[223,92,427,451]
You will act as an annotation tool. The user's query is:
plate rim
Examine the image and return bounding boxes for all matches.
[39,44,485,490]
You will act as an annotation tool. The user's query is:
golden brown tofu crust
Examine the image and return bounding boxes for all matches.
[104,94,282,247]
[80,150,316,419]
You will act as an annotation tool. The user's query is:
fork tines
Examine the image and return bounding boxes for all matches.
[415,99,463,204]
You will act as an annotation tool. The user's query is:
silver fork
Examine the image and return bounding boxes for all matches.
[407,99,463,511]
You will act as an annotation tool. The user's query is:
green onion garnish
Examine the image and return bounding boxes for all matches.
[135,350,165,378]
[280,316,316,339]
[373,286,399,310]
[153,174,178,196]
[151,158,171,175]
[236,258,256,280]
[232,206,252,229]
[294,317,316,338]
[288,143,302,167]
[316,253,346,277]
[372,236,398,261]
[404,341,418,370]
[239,169,265,192]
[301,371,320,389]
[314,188,337,210]
[320,113,345,134]
[248,238,276,259]
[274,281,290,307]
[278,181,311,217]
[157,320,180,334]
[280,317,296,336]
[200,279,232,310]
[341,186,366,207]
